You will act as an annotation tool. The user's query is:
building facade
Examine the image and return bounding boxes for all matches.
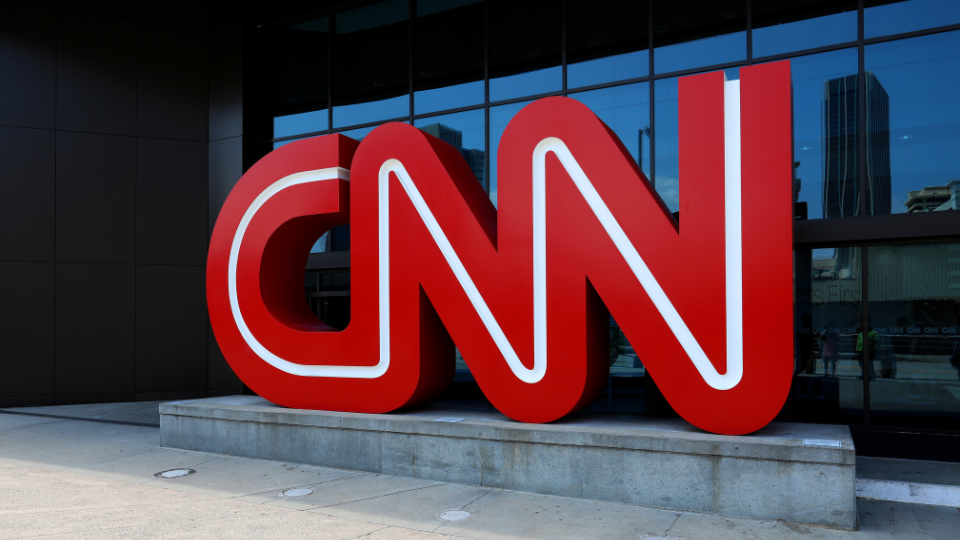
[2,0,960,461]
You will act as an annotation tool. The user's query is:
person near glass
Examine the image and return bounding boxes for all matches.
[951,341,960,382]
[878,317,904,379]
[821,322,841,377]
[856,318,878,380]
[798,314,820,375]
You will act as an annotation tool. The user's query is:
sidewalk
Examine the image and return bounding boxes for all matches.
[1,402,958,539]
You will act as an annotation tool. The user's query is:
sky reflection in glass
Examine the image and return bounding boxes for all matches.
[865,0,960,39]
[414,81,484,115]
[568,50,648,89]
[570,83,650,179]
[489,67,561,103]
[866,30,960,214]
[754,11,857,58]
[274,110,328,139]
[655,32,745,75]
[414,109,486,188]
[489,100,531,207]
[653,77,679,212]
[333,95,409,129]
[653,69,738,214]
[788,48,859,220]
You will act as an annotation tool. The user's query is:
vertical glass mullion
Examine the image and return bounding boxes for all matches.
[648,0,655,188]
[746,0,753,64]
[561,0,567,95]
[862,244,871,425]
[328,16,335,135]
[858,1,870,425]
[858,0,866,219]
[409,0,415,121]
[484,0,490,193]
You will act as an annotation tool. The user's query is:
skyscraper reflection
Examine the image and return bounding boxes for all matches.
[821,72,892,218]
[419,123,486,187]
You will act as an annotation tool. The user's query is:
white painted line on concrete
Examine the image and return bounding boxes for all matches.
[856,478,960,507]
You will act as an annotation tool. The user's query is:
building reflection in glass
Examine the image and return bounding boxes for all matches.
[868,242,960,429]
[821,73,891,218]
[418,123,485,187]
[865,29,960,215]
[792,247,864,424]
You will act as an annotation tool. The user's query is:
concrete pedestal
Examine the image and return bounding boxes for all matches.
[160,396,856,529]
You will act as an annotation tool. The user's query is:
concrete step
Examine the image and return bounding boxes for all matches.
[856,456,960,507]
[161,396,859,529]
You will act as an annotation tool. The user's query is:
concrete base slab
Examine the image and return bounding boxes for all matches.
[857,456,960,487]
[856,478,960,507]
[160,396,857,529]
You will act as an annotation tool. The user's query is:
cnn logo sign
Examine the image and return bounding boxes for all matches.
[208,62,794,435]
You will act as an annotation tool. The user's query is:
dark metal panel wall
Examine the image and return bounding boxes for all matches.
[0,2,229,406]
[207,19,246,394]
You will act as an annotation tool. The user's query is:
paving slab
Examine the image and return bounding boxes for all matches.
[432,487,683,540]
[0,420,160,471]
[857,499,960,539]
[244,474,444,510]
[363,527,458,540]
[68,447,221,484]
[0,412,63,432]
[0,463,212,517]
[142,454,364,498]
[315,482,492,532]
[0,498,394,540]
[0,460,447,540]
[1,401,164,426]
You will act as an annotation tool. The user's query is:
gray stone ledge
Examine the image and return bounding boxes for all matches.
[160,396,854,466]
[160,396,857,529]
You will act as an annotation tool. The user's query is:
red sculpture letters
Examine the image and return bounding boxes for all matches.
[208,61,794,435]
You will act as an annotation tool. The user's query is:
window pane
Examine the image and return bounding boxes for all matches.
[273,139,298,150]
[489,0,561,101]
[865,0,960,39]
[415,82,484,116]
[268,17,329,139]
[653,69,737,213]
[274,110,328,139]
[653,78,678,212]
[752,1,857,58]
[868,242,960,430]
[653,0,746,74]
[566,0,649,88]
[787,48,859,221]
[414,109,486,188]
[791,246,865,424]
[414,0,485,114]
[337,120,408,142]
[333,0,409,128]
[821,73,868,218]
[569,82,651,179]
[653,67,740,212]
[490,100,532,207]
[865,31,960,216]
[310,232,329,253]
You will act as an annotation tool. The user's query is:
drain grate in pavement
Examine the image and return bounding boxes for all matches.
[154,468,196,479]
[438,510,471,521]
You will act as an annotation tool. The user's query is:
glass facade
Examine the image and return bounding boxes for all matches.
[258,1,960,436]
